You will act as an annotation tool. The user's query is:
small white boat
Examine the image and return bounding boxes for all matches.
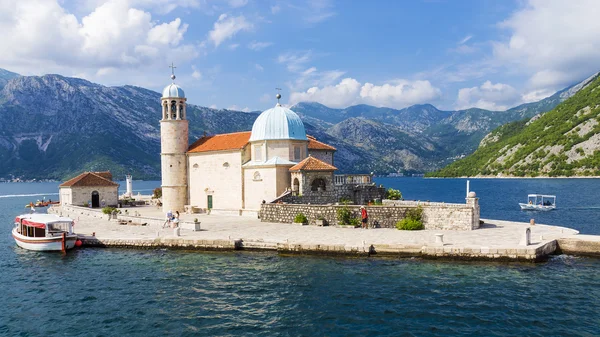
[519,194,556,211]
[12,214,78,252]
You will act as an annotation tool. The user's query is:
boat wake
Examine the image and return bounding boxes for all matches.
[0,192,59,199]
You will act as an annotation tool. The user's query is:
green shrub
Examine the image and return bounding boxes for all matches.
[294,213,308,224]
[348,218,361,227]
[396,218,424,230]
[396,206,424,230]
[102,206,116,215]
[336,205,352,225]
[386,188,402,200]
[339,196,352,204]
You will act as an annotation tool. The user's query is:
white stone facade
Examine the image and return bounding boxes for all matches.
[188,150,246,210]
[59,186,118,207]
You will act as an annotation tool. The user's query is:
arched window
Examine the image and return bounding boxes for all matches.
[293,178,300,196]
[171,101,177,119]
[311,178,326,192]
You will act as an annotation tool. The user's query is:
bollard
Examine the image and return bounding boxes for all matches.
[92,232,95,237]
[530,218,535,226]
[435,233,444,246]
[519,227,531,246]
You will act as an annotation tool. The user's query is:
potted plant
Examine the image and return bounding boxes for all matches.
[193,218,201,231]
[293,212,308,225]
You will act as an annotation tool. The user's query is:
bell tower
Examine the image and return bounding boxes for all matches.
[160,63,188,213]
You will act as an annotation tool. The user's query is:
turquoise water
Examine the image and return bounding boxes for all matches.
[1,180,600,336]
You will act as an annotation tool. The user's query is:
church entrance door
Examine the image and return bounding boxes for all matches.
[207,195,213,209]
[91,191,100,208]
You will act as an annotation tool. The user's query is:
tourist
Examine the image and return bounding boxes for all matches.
[173,211,180,228]
[163,210,173,228]
[361,206,368,229]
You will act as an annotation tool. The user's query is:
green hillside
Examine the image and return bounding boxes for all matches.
[428,75,600,177]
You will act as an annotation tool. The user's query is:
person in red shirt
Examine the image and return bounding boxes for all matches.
[361,206,368,229]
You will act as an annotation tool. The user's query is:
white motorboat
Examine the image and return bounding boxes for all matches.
[519,194,556,211]
[12,214,78,252]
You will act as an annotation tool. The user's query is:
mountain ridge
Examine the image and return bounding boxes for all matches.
[0,68,596,180]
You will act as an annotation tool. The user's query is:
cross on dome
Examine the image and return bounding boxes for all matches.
[169,62,177,81]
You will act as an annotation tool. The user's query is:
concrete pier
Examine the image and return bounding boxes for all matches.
[49,204,598,262]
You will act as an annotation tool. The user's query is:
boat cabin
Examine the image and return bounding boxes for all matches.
[527,194,556,206]
[14,214,74,238]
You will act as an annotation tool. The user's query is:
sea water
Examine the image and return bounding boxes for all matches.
[1,179,599,336]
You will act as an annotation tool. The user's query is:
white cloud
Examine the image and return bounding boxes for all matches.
[78,0,202,15]
[208,14,253,47]
[147,18,188,45]
[290,78,441,109]
[277,51,312,72]
[191,65,202,79]
[228,0,248,8]
[209,104,218,109]
[248,41,273,51]
[241,107,251,112]
[254,63,264,71]
[228,43,240,50]
[0,0,196,76]
[455,81,520,111]
[493,0,600,91]
[459,35,473,45]
[270,5,280,14]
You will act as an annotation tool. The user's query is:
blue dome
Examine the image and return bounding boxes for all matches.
[162,83,185,98]
[249,104,307,141]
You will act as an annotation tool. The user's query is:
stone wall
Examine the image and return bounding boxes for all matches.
[278,183,386,205]
[60,186,119,207]
[260,197,480,231]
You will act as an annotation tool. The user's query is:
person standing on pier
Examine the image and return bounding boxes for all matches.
[361,206,368,229]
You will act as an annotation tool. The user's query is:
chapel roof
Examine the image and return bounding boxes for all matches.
[59,171,119,187]
[162,83,185,98]
[307,135,337,151]
[249,104,307,142]
[188,131,251,153]
[289,156,337,172]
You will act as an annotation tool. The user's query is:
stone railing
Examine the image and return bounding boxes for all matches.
[260,196,480,231]
[334,174,372,186]
[50,205,199,230]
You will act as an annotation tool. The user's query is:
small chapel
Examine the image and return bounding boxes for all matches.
[159,71,384,215]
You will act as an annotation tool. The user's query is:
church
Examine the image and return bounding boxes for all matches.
[159,73,383,215]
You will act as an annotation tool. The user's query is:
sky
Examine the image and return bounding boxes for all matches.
[1,0,600,112]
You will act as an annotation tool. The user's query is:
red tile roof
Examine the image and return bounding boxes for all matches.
[307,135,336,151]
[289,156,337,172]
[59,171,119,187]
[188,131,251,153]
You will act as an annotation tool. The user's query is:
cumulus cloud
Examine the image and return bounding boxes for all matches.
[493,0,600,90]
[208,14,253,47]
[290,78,441,109]
[191,65,202,79]
[0,0,195,75]
[455,81,520,111]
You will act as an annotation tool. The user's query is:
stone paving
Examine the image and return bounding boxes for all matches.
[56,204,582,261]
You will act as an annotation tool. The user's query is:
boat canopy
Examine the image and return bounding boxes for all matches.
[527,194,556,198]
[14,214,74,229]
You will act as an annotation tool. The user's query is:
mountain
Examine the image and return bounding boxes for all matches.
[0,69,19,90]
[428,72,600,177]
[0,68,596,180]
[0,73,257,180]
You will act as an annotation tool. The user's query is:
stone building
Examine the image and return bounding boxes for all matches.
[59,171,119,207]
[159,73,385,215]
